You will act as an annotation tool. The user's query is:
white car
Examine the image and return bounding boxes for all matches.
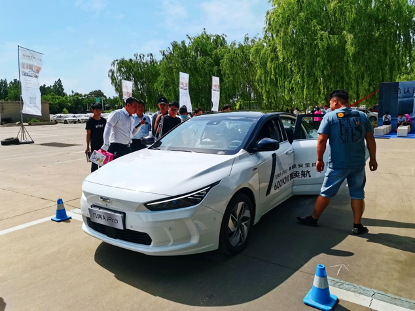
[55,114,77,124]
[80,112,328,256]
[75,114,89,123]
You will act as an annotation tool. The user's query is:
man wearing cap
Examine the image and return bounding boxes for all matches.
[151,97,168,137]
[297,89,377,235]
[85,103,106,172]
[179,105,191,122]
[131,100,151,152]
[101,97,141,159]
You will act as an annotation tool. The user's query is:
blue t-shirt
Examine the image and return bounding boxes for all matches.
[318,107,373,169]
[397,116,406,122]
[132,114,151,139]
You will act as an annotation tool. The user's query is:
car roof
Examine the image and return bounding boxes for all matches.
[195,111,284,119]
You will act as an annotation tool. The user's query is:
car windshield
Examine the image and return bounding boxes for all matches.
[151,115,258,155]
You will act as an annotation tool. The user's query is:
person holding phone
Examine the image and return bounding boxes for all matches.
[131,100,151,152]
[154,101,181,138]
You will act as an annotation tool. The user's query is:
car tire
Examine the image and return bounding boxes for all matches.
[64,120,68,124]
[218,193,254,255]
[1,137,19,146]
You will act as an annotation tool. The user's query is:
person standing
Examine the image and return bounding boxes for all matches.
[131,100,151,152]
[179,105,191,122]
[85,103,106,172]
[193,108,203,116]
[293,107,299,115]
[101,97,141,159]
[151,97,169,137]
[154,101,181,137]
[297,89,377,235]
[314,107,322,122]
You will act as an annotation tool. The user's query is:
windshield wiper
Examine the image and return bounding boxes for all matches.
[170,149,192,153]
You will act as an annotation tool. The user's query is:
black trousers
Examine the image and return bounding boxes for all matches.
[131,139,147,152]
[383,121,391,125]
[108,143,131,160]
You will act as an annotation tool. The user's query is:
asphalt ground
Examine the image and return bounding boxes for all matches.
[0,123,414,311]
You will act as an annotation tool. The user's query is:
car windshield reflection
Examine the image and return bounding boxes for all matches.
[151,115,258,155]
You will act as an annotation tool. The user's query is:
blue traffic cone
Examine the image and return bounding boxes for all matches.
[303,264,338,311]
[51,198,72,222]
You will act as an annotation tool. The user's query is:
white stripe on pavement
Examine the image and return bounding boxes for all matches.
[0,208,83,236]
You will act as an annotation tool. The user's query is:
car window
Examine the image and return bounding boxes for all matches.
[256,118,282,142]
[298,117,319,139]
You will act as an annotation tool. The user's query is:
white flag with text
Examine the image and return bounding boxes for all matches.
[179,72,192,112]
[19,47,43,116]
[211,76,220,112]
[122,80,133,100]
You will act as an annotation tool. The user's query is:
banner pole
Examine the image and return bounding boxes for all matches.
[16,45,34,144]
[17,45,25,141]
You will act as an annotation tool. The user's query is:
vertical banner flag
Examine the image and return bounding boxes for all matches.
[211,76,220,112]
[19,47,43,116]
[122,80,133,100]
[179,72,192,112]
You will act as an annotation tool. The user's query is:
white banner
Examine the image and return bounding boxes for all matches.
[211,76,220,112]
[179,72,192,112]
[19,47,43,116]
[122,80,133,100]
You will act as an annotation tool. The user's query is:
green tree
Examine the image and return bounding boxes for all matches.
[52,78,66,97]
[62,107,69,114]
[254,0,415,109]
[5,79,20,101]
[0,79,8,100]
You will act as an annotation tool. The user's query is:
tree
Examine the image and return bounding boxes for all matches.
[0,79,8,100]
[52,78,66,97]
[5,79,20,101]
[254,0,415,108]
[62,108,69,114]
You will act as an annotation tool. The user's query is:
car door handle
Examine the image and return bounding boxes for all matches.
[286,150,294,155]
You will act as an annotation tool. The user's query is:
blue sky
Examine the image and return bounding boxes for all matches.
[1,0,271,97]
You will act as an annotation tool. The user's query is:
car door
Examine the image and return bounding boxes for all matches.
[254,116,294,217]
[280,114,329,195]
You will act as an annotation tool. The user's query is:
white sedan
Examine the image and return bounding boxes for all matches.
[80,112,327,256]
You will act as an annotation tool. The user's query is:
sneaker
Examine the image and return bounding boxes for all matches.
[297,216,318,227]
[352,226,369,235]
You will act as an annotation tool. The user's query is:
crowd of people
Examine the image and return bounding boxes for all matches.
[84,97,231,172]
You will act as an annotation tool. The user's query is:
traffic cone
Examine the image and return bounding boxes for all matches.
[51,198,72,222]
[303,264,338,311]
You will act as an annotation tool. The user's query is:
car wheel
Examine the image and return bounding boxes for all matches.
[64,120,68,124]
[218,193,253,255]
[1,137,19,146]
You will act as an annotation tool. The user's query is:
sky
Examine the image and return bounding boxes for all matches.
[0,0,271,97]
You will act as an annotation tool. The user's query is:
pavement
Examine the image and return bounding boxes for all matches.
[0,123,414,311]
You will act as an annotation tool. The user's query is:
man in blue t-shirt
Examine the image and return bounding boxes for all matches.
[297,89,378,235]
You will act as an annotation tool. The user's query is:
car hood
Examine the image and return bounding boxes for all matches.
[84,149,238,196]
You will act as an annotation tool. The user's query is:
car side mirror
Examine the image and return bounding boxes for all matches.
[254,138,280,152]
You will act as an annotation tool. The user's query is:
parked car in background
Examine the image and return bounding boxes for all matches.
[55,114,77,124]
[368,105,379,113]
[74,114,89,123]
[354,107,378,126]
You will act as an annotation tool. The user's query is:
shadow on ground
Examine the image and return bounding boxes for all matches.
[94,195,355,307]
[94,194,414,307]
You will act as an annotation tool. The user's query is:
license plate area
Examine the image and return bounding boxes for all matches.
[88,205,125,230]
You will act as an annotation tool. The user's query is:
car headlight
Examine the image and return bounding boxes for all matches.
[144,182,219,211]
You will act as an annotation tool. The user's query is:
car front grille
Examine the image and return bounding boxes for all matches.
[86,218,152,246]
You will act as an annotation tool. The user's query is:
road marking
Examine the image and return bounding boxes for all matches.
[330,263,349,275]
[0,208,83,236]
[54,158,85,164]
[329,277,415,311]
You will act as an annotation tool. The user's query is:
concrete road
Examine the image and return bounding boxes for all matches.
[0,124,414,311]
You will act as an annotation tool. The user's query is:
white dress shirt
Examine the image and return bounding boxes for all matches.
[101,108,139,150]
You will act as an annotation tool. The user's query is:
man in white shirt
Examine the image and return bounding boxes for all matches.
[101,97,141,159]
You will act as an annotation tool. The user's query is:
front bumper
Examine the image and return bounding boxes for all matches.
[81,203,223,256]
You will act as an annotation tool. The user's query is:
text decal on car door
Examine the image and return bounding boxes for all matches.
[266,153,277,196]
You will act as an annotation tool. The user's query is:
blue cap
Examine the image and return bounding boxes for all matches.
[57,198,63,204]
[315,264,327,278]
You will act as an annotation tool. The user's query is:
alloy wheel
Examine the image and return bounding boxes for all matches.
[228,202,251,247]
